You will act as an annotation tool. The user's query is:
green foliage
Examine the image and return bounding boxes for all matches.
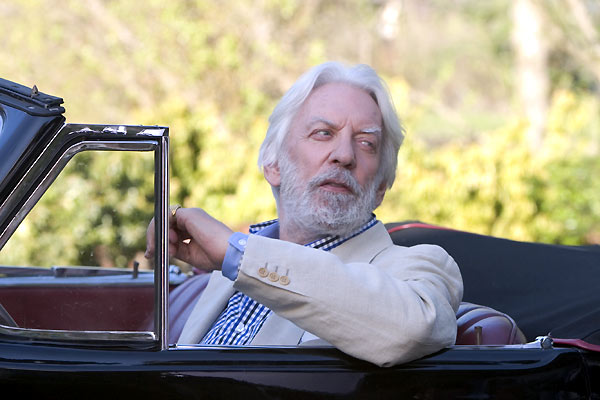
[378,89,600,244]
[0,151,155,268]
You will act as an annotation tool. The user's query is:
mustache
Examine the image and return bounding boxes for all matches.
[307,168,362,195]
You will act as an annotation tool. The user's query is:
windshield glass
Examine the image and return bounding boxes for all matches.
[0,149,157,333]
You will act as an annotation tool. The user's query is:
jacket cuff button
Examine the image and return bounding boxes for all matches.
[268,271,280,282]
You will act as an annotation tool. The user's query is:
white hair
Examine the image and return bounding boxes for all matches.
[258,61,405,191]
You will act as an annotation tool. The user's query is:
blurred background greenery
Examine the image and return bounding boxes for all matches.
[1,0,599,267]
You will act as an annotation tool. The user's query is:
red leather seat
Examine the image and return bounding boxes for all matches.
[455,302,526,345]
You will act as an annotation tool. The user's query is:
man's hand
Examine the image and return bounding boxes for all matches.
[145,207,233,271]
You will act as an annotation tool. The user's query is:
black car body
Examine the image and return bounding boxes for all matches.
[1,78,599,399]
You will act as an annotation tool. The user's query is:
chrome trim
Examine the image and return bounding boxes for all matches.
[155,137,170,350]
[60,123,167,137]
[0,140,156,250]
[0,324,156,341]
[533,335,554,349]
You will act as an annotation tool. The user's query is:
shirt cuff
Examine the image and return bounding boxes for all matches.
[221,232,248,281]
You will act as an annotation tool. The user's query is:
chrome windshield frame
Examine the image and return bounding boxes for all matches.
[0,123,169,345]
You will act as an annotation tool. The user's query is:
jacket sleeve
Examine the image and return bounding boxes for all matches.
[233,227,463,367]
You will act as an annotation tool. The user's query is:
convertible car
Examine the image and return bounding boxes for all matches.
[1,78,599,398]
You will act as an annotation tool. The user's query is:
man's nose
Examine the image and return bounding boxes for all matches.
[328,135,356,169]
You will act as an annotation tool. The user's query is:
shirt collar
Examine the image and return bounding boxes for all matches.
[249,214,378,251]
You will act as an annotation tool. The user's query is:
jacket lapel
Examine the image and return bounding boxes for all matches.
[177,271,236,344]
[250,312,305,345]
[331,221,392,263]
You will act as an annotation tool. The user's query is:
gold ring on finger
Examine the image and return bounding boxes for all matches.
[170,204,182,218]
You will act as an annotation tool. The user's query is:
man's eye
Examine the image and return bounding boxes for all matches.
[312,130,332,139]
[359,139,376,150]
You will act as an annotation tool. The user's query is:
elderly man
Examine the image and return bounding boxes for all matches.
[146,62,463,367]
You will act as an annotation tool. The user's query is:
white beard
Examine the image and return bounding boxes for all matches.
[278,158,379,238]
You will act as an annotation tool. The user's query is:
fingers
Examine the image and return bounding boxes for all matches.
[169,227,179,244]
[144,217,156,259]
[146,206,231,270]
[170,241,195,266]
[146,209,186,259]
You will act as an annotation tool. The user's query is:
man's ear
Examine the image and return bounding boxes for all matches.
[374,181,387,209]
[264,163,281,187]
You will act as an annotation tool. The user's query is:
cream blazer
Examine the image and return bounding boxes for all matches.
[178,222,463,367]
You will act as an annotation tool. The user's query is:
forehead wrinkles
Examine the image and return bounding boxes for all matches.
[305,116,338,130]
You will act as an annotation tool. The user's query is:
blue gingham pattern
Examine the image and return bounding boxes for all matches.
[200,291,272,345]
[200,215,377,345]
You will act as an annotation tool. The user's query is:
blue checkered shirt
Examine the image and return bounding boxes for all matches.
[200,215,378,345]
